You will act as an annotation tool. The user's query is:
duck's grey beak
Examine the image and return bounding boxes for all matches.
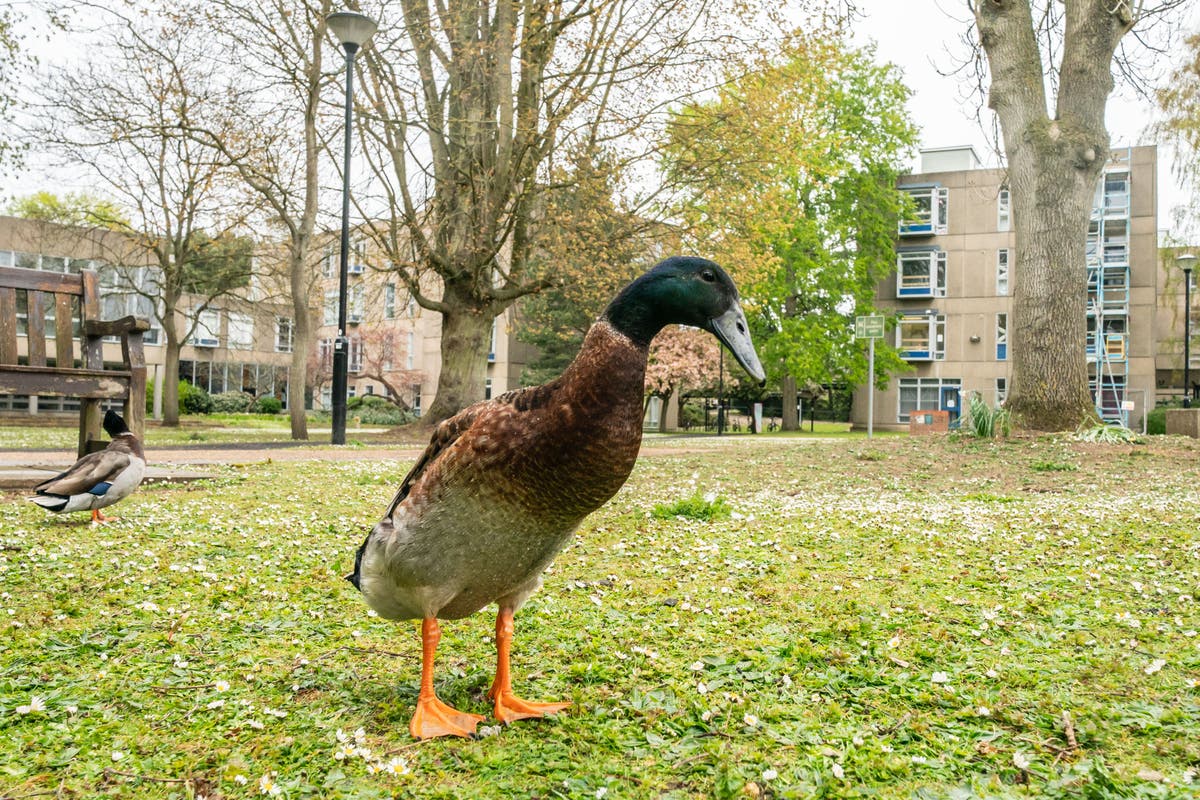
[710,301,766,385]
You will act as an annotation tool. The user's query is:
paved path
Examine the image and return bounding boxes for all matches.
[0,434,824,490]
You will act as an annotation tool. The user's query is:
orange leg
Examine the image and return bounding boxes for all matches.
[91,509,115,524]
[488,607,570,724]
[408,617,483,740]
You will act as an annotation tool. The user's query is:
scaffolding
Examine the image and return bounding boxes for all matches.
[1086,147,1132,425]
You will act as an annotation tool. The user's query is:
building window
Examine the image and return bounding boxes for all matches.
[411,384,422,417]
[381,333,394,371]
[318,338,333,370]
[406,330,415,370]
[322,246,336,277]
[348,336,362,373]
[227,312,253,350]
[190,309,220,347]
[1102,171,1129,216]
[897,377,961,422]
[996,378,1007,405]
[488,320,497,361]
[899,186,949,236]
[996,313,1008,361]
[896,250,947,297]
[407,297,417,319]
[349,284,364,323]
[996,249,1010,296]
[276,317,294,353]
[997,186,1011,232]
[485,377,493,400]
[897,313,946,361]
[1102,218,1128,265]
[384,283,396,319]
[324,291,338,326]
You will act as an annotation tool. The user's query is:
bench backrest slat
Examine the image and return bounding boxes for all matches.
[0,266,85,295]
[26,291,46,366]
[55,294,75,367]
[0,287,16,364]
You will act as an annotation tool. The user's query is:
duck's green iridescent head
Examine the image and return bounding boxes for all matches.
[602,256,766,383]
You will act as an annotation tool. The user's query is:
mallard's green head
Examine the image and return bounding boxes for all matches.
[603,256,766,383]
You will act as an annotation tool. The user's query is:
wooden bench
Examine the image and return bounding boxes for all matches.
[0,265,148,456]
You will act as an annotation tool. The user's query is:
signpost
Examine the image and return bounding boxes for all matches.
[855,315,886,439]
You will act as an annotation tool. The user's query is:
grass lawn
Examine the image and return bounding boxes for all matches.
[2,433,1199,798]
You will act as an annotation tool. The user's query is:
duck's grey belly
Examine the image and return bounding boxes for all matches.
[356,489,582,621]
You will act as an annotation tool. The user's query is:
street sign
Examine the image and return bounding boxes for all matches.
[855,315,885,339]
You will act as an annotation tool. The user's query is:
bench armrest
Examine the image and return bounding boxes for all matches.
[83,315,152,338]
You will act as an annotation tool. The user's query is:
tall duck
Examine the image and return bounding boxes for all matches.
[28,410,146,524]
[348,256,765,739]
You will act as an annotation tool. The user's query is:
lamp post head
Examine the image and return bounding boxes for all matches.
[1178,252,1197,276]
[327,11,378,54]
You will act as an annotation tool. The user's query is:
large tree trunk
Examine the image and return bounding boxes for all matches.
[425,286,493,423]
[1006,142,1099,429]
[975,0,1131,431]
[288,251,311,440]
[780,374,798,431]
[161,305,181,427]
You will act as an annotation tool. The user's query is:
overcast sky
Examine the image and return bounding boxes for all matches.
[850,0,1200,239]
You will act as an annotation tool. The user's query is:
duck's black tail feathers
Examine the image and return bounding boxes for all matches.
[28,494,68,512]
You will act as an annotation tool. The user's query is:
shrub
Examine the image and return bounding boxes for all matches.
[346,394,416,425]
[1146,407,1166,435]
[179,380,213,414]
[253,396,283,415]
[651,492,732,521]
[963,392,1010,438]
[678,402,705,430]
[211,391,255,414]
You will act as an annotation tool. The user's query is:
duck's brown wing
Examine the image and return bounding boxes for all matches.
[379,404,488,519]
[34,448,131,497]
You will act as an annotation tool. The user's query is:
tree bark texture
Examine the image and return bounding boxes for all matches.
[781,374,798,431]
[975,0,1132,430]
[425,286,495,423]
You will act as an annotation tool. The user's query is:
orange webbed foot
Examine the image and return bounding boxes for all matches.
[409,694,485,740]
[91,509,117,524]
[488,686,571,724]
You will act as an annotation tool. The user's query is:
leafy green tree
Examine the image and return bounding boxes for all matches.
[7,191,130,229]
[665,34,916,429]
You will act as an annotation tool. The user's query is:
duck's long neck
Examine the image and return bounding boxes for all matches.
[559,321,649,415]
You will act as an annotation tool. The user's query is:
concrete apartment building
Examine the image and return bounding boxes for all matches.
[852,144,1160,431]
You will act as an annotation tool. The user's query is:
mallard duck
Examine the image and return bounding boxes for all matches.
[28,410,146,524]
[348,256,765,739]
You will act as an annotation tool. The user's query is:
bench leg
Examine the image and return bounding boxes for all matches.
[79,399,103,457]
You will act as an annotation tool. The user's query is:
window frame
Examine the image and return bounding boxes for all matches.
[897,313,946,361]
[996,249,1010,296]
[899,186,949,236]
[996,313,1008,361]
[997,186,1011,232]
[227,312,254,350]
[896,249,947,298]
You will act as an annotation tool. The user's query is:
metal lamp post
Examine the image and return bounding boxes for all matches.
[1180,253,1197,409]
[327,10,378,445]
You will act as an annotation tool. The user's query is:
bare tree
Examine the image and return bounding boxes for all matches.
[28,8,257,425]
[353,0,817,424]
[966,0,1191,430]
[181,0,341,440]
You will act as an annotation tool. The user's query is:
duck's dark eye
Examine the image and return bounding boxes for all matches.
[700,270,716,283]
